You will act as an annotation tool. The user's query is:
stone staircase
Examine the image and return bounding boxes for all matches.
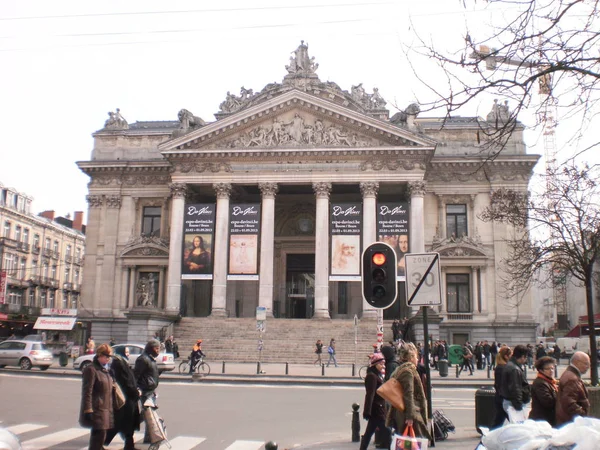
[174,317,395,364]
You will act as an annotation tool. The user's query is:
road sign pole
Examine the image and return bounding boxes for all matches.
[422,306,434,430]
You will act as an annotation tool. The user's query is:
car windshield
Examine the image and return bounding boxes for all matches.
[32,343,48,351]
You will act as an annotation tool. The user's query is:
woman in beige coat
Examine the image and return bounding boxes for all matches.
[386,343,431,441]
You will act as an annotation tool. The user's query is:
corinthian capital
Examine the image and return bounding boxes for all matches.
[105,195,122,209]
[169,183,187,199]
[259,182,279,198]
[213,183,233,199]
[86,195,104,208]
[360,182,379,198]
[408,181,427,197]
[312,182,332,198]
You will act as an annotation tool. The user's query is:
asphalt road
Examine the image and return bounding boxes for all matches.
[0,372,477,449]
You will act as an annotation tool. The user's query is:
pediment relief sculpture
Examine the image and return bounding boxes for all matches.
[359,159,427,172]
[214,114,382,149]
[121,234,170,258]
[431,229,487,258]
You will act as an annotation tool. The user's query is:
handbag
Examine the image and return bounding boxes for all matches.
[113,382,126,410]
[376,377,405,411]
[393,425,429,450]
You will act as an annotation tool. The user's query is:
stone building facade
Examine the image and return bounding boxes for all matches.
[78,43,539,345]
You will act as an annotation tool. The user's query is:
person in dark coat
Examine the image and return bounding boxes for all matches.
[79,343,114,450]
[381,345,399,382]
[528,356,557,426]
[556,351,590,426]
[492,346,511,428]
[105,346,141,450]
[552,344,561,365]
[499,344,530,420]
[134,340,160,405]
[360,354,386,450]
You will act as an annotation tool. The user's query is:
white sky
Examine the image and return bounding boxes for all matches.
[1,0,592,222]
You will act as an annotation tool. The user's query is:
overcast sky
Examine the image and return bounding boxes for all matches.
[1,0,587,223]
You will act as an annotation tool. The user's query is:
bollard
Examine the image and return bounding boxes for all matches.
[265,441,278,450]
[322,363,325,376]
[456,364,459,378]
[487,364,491,379]
[352,363,355,377]
[285,362,289,375]
[351,403,360,442]
[222,361,225,374]
[257,361,261,375]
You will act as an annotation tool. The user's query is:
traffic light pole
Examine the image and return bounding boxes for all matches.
[422,306,433,431]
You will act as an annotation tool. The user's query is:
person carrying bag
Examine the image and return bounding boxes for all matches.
[392,425,428,450]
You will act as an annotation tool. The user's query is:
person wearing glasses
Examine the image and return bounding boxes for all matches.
[528,356,557,426]
[79,343,114,450]
[556,351,591,426]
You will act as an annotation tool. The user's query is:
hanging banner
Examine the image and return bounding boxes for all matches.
[0,270,6,304]
[377,202,410,279]
[228,203,261,280]
[182,204,215,280]
[329,202,362,280]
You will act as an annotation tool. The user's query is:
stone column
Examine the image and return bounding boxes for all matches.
[166,183,187,315]
[85,195,104,314]
[360,181,379,319]
[471,266,480,313]
[480,266,488,315]
[211,183,232,317]
[258,183,278,318]
[158,265,166,309]
[409,181,426,253]
[436,194,445,239]
[440,266,447,315]
[469,194,477,237]
[313,182,332,319]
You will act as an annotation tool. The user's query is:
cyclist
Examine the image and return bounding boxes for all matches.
[189,339,205,374]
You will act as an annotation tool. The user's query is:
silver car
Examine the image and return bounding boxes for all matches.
[0,339,53,370]
[73,343,175,373]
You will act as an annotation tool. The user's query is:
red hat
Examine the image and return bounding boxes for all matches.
[370,354,385,367]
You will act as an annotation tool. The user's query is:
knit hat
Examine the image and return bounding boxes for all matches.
[370,354,385,367]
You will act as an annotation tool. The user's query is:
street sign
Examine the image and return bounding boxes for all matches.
[256,306,267,321]
[405,252,443,306]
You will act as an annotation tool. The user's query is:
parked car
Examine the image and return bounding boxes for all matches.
[0,339,53,370]
[73,343,175,373]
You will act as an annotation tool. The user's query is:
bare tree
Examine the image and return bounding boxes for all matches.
[480,162,600,385]
[413,0,600,155]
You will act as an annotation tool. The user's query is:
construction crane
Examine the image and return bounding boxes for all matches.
[471,45,567,330]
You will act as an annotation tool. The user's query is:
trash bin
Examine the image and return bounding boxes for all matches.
[475,387,496,434]
[59,351,69,367]
[438,359,449,377]
[448,345,464,366]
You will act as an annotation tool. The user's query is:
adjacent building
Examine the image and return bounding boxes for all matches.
[77,43,540,346]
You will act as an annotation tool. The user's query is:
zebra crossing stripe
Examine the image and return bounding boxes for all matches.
[5,424,47,435]
[168,436,207,449]
[225,440,265,450]
[102,431,145,449]
[21,427,89,450]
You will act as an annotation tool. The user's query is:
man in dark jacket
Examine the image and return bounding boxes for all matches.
[134,340,160,405]
[499,344,530,419]
[556,351,590,426]
[381,345,399,381]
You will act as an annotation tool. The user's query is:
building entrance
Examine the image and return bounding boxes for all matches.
[286,254,315,318]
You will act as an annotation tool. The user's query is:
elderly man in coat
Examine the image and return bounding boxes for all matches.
[556,351,591,426]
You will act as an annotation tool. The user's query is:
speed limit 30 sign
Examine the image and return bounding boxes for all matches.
[405,252,442,306]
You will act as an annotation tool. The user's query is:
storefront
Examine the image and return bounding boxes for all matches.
[33,308,83,355]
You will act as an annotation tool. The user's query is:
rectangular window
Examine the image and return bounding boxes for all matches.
[64,266,71,282]
[337,281,348,315]
[23,228,29,244]
[33,234,40,248]
[48,290,55,308]
[3,221,10,238]
[51,265,57,280]
[15,226,21,242]
[45,238,51,249]
[446,204,468,238]
[53,240,59,253]
[20,258,26,278]
[74,269,80,284]
[65,244,72,258]
[28,288,35,306]
[142,206,161,236]
[447,274,471,312]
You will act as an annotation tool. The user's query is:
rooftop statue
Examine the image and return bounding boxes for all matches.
[285,40,318,75]
[178,109,205,130]
[104,108,128,130]
[486,99,511,124]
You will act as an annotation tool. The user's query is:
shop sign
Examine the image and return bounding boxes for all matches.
[33,317,77,330]
[0,313,8,320]
[0,270,7,304]
[41,308,78,316]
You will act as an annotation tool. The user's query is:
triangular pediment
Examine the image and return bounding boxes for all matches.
[159,90,436,153]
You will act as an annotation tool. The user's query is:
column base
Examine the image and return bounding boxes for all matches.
[312,309,331,319]
[210,308,228,318]
[361,309,378,320]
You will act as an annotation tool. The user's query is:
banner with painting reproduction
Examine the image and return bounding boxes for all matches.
[228,203,261,279]
[377,202,410,279]
[182,204,215,280]
[329,202,362,280]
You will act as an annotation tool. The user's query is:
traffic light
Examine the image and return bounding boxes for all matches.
[361,242,398,309]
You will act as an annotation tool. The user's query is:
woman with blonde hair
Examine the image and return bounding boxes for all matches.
[492,345,512,428]
[386,342,431,441]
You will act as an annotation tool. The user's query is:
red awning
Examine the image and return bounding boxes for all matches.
[566,325,582,337]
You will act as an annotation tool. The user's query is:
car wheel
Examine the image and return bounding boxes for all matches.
[80,361,91,371]
[40,366,50,371]
[20,358,33,370]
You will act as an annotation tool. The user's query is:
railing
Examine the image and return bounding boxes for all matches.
[446,313,474,321]
[0,238,29,253]
[52,250,60,260]
[65,254,72,263]
[32,245,40,255]
[72,283,81,292]
[43,248,53,257]
[15,241,30,253]
[5,275,30,289]
[73,256,84,266]
[63,282,73,291]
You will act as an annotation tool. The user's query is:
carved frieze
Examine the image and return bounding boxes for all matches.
[171,162,232,174]
[360,159,426,172]
[359,181,379,197]
[427,170,488,183]
[213,183,233,199]
[121,234,170,258]
[259,182,279,198]
[105,195,122,209]
[215,115,374,149]
[86,195,104,208]
[90,173,170,187]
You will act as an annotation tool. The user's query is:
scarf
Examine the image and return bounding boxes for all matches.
[537,371,558,391]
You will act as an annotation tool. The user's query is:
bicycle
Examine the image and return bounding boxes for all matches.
[178,356,211,376]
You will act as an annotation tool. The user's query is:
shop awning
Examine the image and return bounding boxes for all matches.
[33,317,77,331]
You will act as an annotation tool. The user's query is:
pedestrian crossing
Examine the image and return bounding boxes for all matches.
[0,422,266,450]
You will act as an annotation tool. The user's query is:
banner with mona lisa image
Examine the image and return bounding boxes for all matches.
[377,202,410,280]
[228,203,261,280]
[329,202,362,281]
[182,204,215,280]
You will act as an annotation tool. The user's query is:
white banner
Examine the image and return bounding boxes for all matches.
[33,317,77,330]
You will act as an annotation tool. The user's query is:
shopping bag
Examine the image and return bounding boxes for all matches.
[143,407,168,445]
[392,425,429,450]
